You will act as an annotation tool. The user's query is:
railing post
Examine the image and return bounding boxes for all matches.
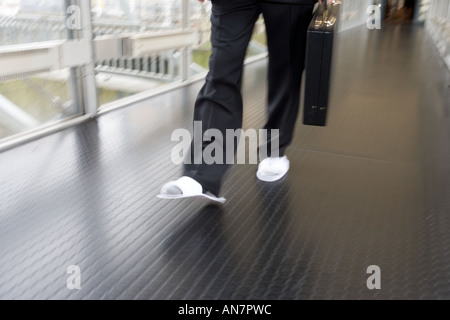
[181,0,191,81]
[78,0,98,118]
[65,0,83,115]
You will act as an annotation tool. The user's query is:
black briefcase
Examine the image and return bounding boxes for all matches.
[303,1,340,126]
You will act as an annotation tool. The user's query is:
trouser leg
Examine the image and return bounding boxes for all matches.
[260,3,314,156]
[183,0,260,196]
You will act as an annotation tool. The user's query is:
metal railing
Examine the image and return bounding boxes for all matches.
[0,0,390,151]
[0,0,204,149]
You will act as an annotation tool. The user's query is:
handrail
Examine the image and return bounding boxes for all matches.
[0,30,199,81]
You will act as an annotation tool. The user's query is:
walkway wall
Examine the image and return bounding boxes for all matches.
[426,0,450,71]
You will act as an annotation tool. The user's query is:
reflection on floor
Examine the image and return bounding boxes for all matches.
[0,24,449,300]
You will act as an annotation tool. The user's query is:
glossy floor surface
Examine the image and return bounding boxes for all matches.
[1,23,449,300]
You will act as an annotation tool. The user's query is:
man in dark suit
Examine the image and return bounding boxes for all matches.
[159,0,330,203]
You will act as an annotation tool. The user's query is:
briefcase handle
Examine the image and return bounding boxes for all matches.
[322,0,341,11]
[313,1,340,31]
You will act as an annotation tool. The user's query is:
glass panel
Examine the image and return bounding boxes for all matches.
[191,0,213,72]
[0,70,80,140]
[92,0,214,106]
[92,0,267,107]
[339,0,375,31]
[0,1,67,46]
[416,0,432,23]
[190,2,267,71]
[249,17,268,57]
[0,0,84,142]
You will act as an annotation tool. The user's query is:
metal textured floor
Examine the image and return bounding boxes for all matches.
[1,24,450,300]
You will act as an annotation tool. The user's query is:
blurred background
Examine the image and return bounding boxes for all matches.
[0,0,446,145]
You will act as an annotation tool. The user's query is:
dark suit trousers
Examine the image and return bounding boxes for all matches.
[184,0,314,196]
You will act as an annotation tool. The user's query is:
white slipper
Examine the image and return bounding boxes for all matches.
[157,176,226,204]
[257,156,290,182]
